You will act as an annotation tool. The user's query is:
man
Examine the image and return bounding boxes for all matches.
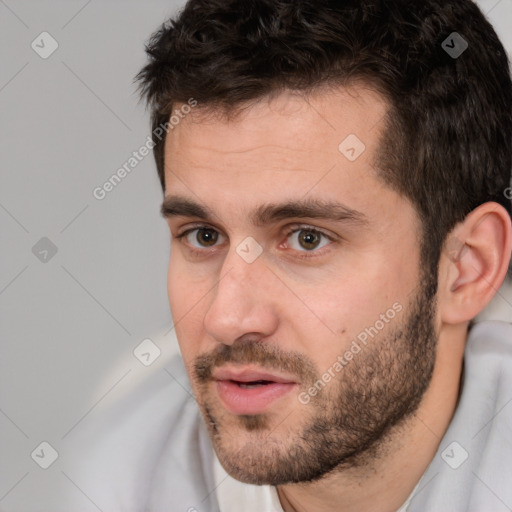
[70,1,512,511]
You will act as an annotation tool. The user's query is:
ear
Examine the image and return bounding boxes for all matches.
[438,202,512,324]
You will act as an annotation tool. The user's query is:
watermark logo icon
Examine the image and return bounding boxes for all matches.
[31,441,59,469]
[442,32,468,59]
[236,237,263,264]
[32,237,58,263]
[338,134,366,162]
[31,32,59,59]
[134,338,161,366]
[441,441,468,469]
[444,235,468,263]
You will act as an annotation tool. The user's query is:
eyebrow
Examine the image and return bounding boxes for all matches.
[160,195,369,227]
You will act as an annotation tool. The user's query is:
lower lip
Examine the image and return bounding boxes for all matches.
[215,380,296,415]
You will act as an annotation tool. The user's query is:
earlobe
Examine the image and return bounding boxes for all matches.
[439,202,512,324]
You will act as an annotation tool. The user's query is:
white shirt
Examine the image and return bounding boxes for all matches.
[213,450,418,512]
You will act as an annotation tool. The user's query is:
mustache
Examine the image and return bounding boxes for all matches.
[194,340,318,384]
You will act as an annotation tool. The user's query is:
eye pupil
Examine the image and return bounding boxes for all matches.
[197,228,218,246]
[299,230,320,250]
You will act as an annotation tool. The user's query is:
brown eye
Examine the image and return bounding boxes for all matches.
[298,230,322,250]
[176,226,226,251]
[286,227,332,253]
[196,228,218,247]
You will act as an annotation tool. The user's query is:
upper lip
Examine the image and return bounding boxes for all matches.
[213,366,297,384]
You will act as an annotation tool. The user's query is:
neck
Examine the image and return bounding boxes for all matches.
[277,325,465,512]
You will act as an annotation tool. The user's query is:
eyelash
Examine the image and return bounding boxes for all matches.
[173,224,336,260]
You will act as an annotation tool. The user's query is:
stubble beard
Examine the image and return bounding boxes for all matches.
[192,275,438,485]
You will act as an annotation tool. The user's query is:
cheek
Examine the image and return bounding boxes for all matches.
[167,258,208,360]
[294,267,408,359]
[167,252,207,314]
[301,275,386,329]
[167,254,178,298]
[167,257,182,317]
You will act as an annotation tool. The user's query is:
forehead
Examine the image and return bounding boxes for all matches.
[162,85,407,230]
[167,85,388,164]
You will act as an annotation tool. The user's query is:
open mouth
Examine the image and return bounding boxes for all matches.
[211,366,298,415]
[232,379,274,389]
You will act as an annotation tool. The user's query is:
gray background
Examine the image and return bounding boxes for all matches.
[0,1,511,510]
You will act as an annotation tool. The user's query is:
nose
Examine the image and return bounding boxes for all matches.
[202,246,279,346]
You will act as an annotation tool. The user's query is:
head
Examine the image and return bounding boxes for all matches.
[137,0,512,485]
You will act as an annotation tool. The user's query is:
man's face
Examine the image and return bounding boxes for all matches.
[163,86,439,484]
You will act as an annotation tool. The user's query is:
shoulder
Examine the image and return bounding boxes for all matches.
[409,320,512,511]
[61,352,206,511]
[465,320,512,392]
[466,319,512,358]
